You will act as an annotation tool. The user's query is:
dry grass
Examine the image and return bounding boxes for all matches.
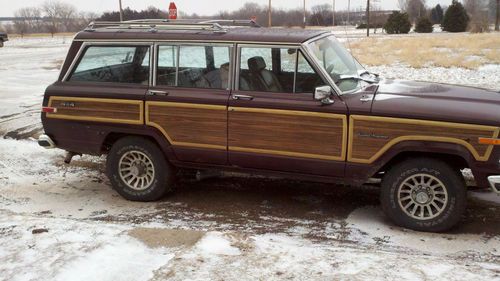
[349,33,500,69]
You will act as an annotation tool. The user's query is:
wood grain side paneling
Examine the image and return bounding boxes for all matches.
[228,107,347,161]
[47,96,143,124]
[146,102,227,150]
[348,115,500,164]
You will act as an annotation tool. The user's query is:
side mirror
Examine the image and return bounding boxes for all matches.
[314,86,334,105]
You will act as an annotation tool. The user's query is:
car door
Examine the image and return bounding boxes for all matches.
[228,45,348,177]
[145,43,232,165]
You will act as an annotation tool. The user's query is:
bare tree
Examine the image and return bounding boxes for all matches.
[406,0,427,23]
[496,0,500,30]
[465,0,490,32]
[57,2,77,32]
[13,9,30,37]
[398,0,409,11]
[42,0,62,37]
[310,4,332,26]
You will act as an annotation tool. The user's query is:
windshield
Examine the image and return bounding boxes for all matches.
[307,35,365,93]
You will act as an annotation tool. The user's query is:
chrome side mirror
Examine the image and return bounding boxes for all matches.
[314,86,334,105]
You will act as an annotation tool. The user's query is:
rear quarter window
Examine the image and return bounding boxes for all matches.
[69,45,150,84]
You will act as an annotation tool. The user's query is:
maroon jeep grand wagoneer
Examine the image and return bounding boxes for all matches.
[38,20,500,232]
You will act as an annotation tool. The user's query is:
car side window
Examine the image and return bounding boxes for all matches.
[295,51,326,94]
[157,45,178,86]
[239,47,293,93]
[157,45,230,89]
[69,46,150,84]
[239,46,326,94]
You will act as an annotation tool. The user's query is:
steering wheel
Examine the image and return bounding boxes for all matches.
[324,64,342,83]
[97,66,113,81]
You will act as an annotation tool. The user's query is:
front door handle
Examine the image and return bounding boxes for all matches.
[360,94,373,103]
[148,90,169,96]
[232,94,254,101]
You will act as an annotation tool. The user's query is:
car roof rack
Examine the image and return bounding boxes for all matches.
[84,19,260,33]
[199,19,261,28]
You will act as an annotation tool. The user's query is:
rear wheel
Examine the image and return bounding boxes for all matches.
[106,136,174,201]
[0,40,4,47]
[381,158,466,232]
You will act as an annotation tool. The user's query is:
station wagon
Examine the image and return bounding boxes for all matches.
[39,20,500,232]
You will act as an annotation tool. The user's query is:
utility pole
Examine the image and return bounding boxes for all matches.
[303,0,306,28]
[268,0,272,27]
[496,0,499,31]
[332,0,335,26]
[119,0,123,22]
[366,0,370,37]
[347,0,351,25]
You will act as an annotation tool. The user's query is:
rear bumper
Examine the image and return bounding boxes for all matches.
[488,175,500,194]
[38,134,55,149]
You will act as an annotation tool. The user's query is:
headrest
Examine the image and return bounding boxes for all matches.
[248,56,266,72]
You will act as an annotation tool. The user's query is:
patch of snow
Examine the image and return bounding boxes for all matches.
[196,232,241,256]
[368,64,500,91]
[55,242,173,281]
[0,213,172,281]
[346,206,500,255]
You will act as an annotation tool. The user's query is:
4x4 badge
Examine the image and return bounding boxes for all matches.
[60,101,75,107]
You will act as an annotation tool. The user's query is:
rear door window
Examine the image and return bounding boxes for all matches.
[69,46,150,84]
[156,45,230,89]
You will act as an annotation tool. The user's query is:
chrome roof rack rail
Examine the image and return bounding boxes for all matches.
[84,20,228,33]
[84,19,260,32]
[199,19,261,28]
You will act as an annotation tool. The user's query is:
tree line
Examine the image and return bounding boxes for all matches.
[0,1,98,36]
[1,0,499,35]
[397,0,499,32]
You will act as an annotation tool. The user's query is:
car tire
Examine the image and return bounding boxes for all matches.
[380,158,466,232]
[106,136,175,202]
[0,40,3,47]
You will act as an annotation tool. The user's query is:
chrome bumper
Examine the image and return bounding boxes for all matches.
[38,134,55,149]
[488,175,500,194]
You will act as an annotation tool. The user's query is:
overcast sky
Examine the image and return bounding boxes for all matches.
[0,0,450,17]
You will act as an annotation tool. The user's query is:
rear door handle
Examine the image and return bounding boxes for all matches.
[148,90,169,96]
[232,94,254,101]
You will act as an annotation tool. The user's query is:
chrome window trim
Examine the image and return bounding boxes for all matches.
[300,42,343,98]
[293,51,298,94]
[154,42,233,89]
[62,41,154,84]
[57,33,80,81]
[302,32,360,97]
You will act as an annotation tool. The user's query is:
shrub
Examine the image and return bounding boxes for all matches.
[384,11,412,34]
[441,0,470,32]
[415,17,433,33]
[356,23,384,29]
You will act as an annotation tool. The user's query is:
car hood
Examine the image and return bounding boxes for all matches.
[371,79,500,127]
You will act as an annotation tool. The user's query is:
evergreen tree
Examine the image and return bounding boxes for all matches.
[441,0,470,32]
[415,17,434,32]
[384,11,412,34]
[431,4,444,24]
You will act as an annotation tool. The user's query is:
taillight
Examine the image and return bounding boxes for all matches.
[42,107,57,113]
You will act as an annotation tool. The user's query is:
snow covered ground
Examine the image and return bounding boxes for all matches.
[0,36,499,280]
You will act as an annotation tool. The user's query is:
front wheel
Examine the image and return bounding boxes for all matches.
[106,136,175,201]
[381,158,466,232]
